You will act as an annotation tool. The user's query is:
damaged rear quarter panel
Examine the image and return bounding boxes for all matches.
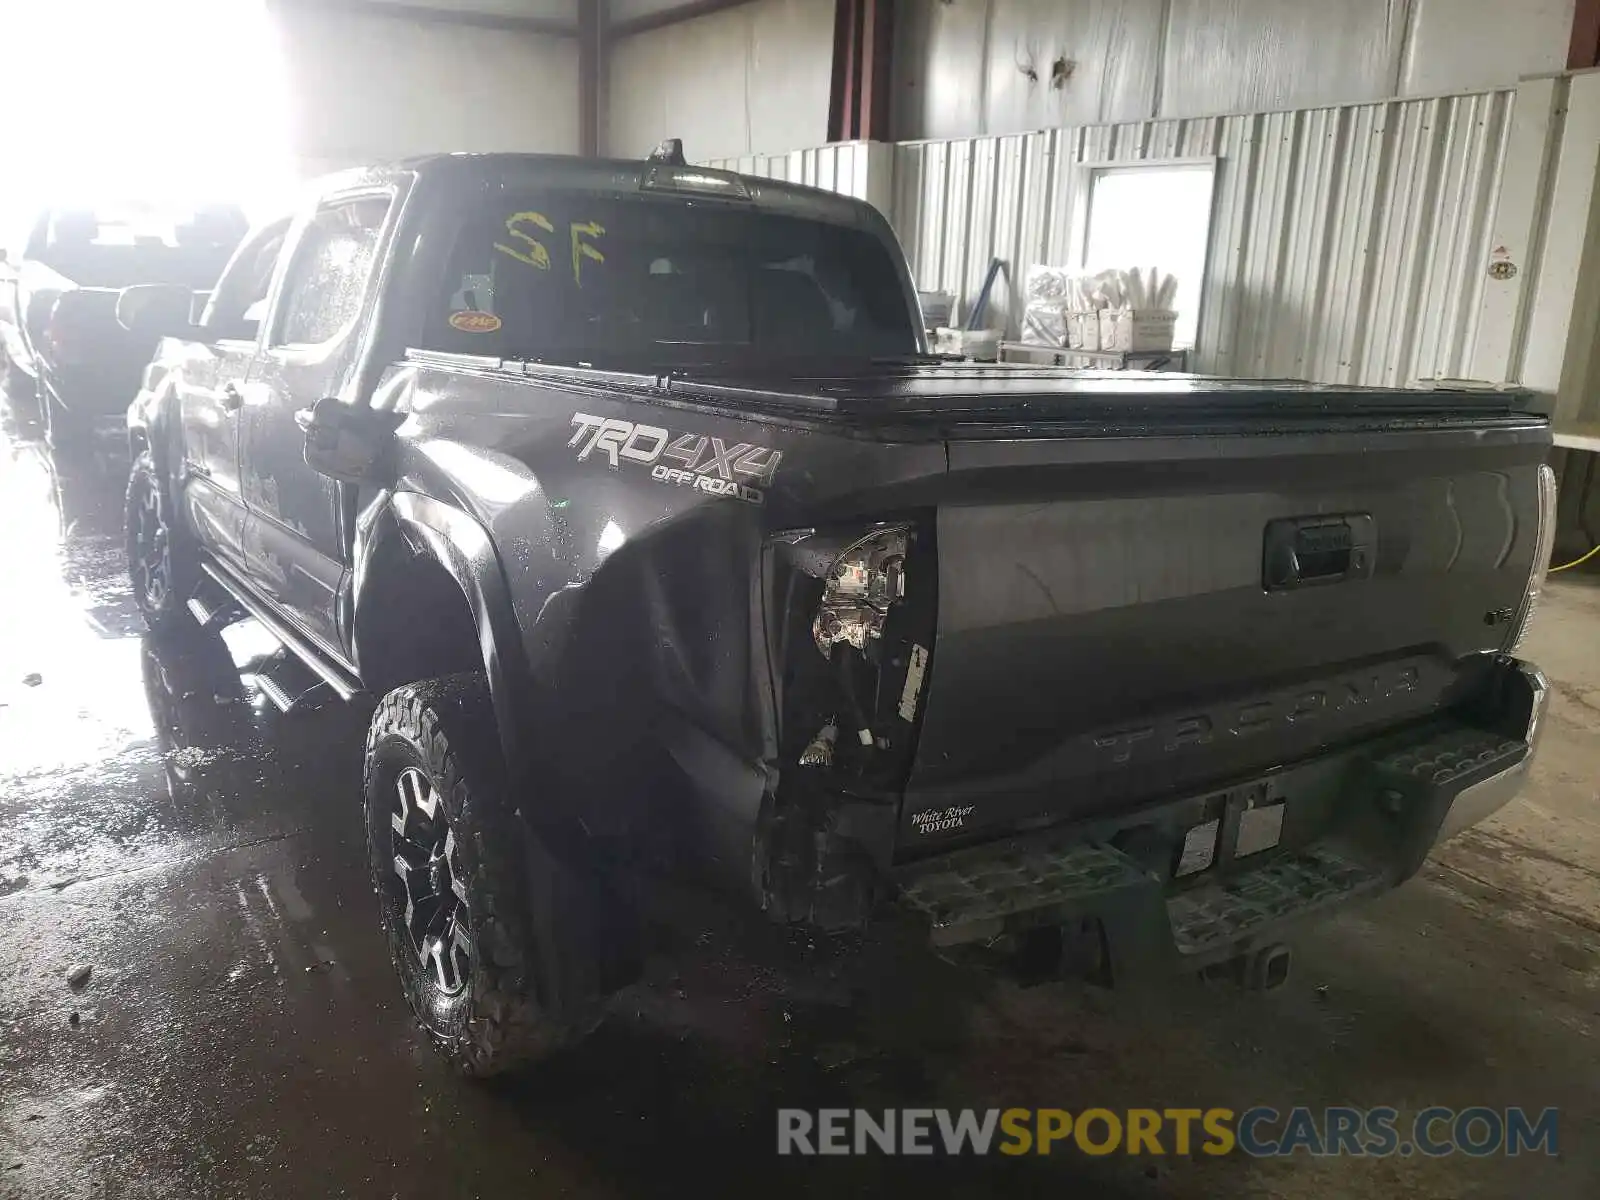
[391,363,945,886]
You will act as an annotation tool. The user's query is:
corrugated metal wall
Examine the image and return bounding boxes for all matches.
[708,143,897,216]
[887,89,1513,384]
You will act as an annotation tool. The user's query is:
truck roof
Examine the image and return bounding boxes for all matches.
[316,151,879,230]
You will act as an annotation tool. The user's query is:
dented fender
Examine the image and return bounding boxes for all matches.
[378,490,538,784]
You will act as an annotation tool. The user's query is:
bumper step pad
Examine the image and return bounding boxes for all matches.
[900,838,1152,946]
[1166,845,1385,955]
[896,716,1530,957]
[1371,725,1525,788]
[900,834,1390,957]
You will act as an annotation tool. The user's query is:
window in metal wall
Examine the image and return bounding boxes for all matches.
[1079,161,1217,350]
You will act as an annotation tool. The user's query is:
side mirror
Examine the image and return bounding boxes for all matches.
[298,397,404,484]
[117,284,197,339]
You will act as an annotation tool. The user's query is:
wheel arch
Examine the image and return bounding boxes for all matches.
[354,491,536,784]
[127,378,180,473]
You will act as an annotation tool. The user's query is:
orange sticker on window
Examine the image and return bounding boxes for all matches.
[449,311,502,333]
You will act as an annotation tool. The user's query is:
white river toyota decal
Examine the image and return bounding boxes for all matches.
[567,412,783,505]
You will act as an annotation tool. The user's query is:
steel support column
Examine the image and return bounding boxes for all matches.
[828,0,892,143]
[1571,0,1600,68]
[580,0,605,155]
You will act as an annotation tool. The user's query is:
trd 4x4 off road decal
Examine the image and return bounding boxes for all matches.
[568,412,783,505]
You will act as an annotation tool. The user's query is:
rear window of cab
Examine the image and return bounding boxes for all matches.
[425,193,916,364]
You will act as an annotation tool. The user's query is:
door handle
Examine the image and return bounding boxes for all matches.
[220,382,244,411]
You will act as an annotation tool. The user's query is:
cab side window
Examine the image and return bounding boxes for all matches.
[202,218,291,341]
[272,197,390,348]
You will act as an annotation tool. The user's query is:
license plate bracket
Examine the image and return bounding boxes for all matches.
[1171,778,1287,879]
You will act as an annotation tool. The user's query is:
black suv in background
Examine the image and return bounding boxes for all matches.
[0,203,245,443]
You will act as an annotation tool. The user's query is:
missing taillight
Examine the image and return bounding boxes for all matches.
[772,519,934,773]
[790,523,911,751]
[812,523,911,657]
[759,518,937,927]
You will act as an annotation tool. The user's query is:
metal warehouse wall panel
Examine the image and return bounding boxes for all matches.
[606,0,835,161]
[710,143,896,217]
[275,6,580,166]
[893,0,1165,140]
[1159,0,1406,120]
[718,89,1514,386]
[890,0,1567,140]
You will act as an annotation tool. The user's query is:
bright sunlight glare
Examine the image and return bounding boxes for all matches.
[4,0,293,225]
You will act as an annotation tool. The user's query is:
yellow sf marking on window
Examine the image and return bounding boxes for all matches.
[494,211,554,270]
[571,221,605,288]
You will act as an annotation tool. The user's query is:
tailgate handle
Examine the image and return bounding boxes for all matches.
[1263,514,1375,591]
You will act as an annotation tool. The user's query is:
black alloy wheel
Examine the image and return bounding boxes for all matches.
[364,674,636,1075]
[127,467,172,614]
[388,765,473,995]
[125,452,194,631]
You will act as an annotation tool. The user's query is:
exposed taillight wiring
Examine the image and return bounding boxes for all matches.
[1548,542,1600,573]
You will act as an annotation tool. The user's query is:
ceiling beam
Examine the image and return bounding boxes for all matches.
[608,0,756,40]
[270,0,579,38]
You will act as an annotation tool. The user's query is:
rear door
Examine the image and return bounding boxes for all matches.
[240,192,392,658]
[175,219,289,569]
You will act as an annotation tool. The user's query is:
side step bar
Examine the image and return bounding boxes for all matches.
[253,665,335,715]
[199,561,363,701]
[186,590,246,631]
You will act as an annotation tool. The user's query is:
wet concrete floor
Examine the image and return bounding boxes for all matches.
[0,407,1596,1199]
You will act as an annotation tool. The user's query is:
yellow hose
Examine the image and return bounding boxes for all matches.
[1550,543,1600,573]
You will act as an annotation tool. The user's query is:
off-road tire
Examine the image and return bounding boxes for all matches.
[364,674,616,1076]
[126,450,197,632]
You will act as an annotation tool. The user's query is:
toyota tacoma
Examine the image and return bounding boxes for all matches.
[121,148,1554,1074]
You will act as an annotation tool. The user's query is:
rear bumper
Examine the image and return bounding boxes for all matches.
[1435,661,1548,840]
[895,656,1547,973]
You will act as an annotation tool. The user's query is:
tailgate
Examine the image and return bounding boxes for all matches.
[899,417,1549,851]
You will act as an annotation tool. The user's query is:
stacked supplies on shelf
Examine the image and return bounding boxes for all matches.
[1022,266,1179,353]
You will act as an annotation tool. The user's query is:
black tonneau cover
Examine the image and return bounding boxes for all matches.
[411,353,1544,428]
[664,366,1541,422]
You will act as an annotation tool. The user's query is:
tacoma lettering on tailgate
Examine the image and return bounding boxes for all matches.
[1091,664,1423,768]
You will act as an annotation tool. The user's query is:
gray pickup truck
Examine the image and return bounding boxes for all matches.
[121,148,1554,1076]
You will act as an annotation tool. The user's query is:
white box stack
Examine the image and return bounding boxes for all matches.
[1097,309,1177,353]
